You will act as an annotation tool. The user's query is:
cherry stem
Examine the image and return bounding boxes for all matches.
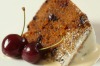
[40,36,64,50]
[21,7,26,36]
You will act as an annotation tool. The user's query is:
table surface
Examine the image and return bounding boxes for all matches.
[0,0,100,66]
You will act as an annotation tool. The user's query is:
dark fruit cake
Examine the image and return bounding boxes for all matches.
[23,0,92,66]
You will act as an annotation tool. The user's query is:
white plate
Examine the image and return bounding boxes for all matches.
[0,0,100,66]
[70,44,100,66]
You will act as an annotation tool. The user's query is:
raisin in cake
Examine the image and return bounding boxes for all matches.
[23,0,92,66]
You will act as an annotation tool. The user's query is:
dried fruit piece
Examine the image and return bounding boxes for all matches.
[80,15,88,24]
[48,14,58,21]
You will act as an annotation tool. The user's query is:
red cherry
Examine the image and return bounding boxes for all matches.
[22,42,42,64]
[2,34,28,58]
[2,7,28,59]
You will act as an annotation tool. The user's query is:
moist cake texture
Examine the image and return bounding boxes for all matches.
[23,0,92,66]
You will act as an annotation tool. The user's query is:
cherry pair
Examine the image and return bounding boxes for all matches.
[2,34,43,64]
